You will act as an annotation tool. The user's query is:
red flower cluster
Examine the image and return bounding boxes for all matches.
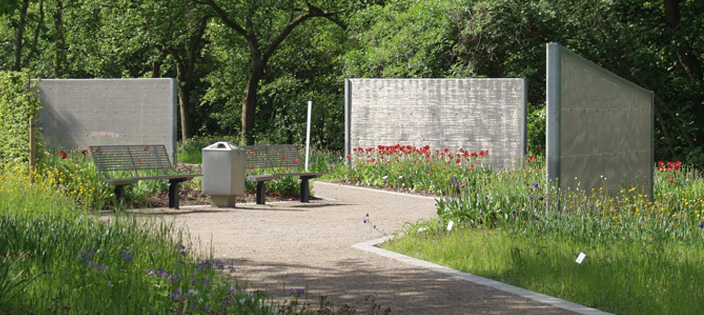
[60,151,68,159]
[351,145,488,159]
[658,160,682,172]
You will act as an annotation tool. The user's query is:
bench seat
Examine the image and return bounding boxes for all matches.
[90,144,201,209]
[243,145,328,204]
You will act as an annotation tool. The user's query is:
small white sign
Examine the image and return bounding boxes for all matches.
[576,252,586,264]
[447,220,454,231]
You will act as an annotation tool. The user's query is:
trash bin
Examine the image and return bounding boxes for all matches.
[202,142,245,207]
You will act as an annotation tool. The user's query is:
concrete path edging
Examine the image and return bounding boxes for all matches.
[352,236,612,315]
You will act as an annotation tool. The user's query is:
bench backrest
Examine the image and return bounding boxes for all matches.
[90,144,173,177]
[242,145,303,173]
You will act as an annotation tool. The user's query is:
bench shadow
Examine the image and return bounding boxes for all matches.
[102,201,350,217]
[216,256,573,314]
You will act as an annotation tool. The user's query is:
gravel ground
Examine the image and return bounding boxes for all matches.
[133,181,580,314]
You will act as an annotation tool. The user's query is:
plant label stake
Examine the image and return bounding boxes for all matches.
[576,252,586,264]
[447,220,454,231]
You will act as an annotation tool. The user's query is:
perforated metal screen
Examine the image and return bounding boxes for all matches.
[546,43,653,195]
[34,78,177,160]
[345,78,526,169]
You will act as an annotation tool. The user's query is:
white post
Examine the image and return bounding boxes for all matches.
[305,100,312,172]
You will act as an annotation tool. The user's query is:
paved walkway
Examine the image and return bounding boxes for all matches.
[149,182,602,314]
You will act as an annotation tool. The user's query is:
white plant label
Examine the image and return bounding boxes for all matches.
[447,220,454,231]
[576,252,586,264]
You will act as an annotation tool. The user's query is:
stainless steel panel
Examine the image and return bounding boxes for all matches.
[547,43,653,196]
[34,78,177,159]
[347,78,526,170]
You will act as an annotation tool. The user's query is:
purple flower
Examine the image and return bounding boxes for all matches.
[529,195,533,200]
[699,222,703,229]
[121,251,132,262]
[289,288,305,296]
[479,211,484,216]
[532,182,539,189]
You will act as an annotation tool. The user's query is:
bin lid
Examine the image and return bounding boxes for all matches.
[203,141,241,151]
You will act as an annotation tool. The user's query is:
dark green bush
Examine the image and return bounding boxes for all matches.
[0,71,41,165]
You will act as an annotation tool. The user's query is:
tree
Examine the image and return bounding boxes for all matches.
[196,0,343,144]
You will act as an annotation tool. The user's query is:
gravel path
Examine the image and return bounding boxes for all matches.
[144,181,587,314]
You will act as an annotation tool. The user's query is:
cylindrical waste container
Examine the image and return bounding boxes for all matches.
[202,142,244,207]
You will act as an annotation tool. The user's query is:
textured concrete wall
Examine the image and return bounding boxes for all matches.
[546,43,653,195]
[345,78,526,169]
[34,79,177,161]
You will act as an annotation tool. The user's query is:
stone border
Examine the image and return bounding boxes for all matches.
[352,236,612,315]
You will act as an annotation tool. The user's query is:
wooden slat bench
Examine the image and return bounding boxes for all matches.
[89,144,201,209]
[242,145,327,204]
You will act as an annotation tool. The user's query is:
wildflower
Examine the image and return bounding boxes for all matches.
[532,182,539,189]
[81,149,89,155]
[60,151,68,159]
[479,211,484,216]
[346,155,351,159]
[121,251,132,262]
[289,288,305,296]
[699,222,703,229]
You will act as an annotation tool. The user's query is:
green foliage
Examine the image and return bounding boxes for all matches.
[386,228,704,314]
[0,162,269,312]
[1,0,703,164]
[332,149,704,313]
[0,71,40,165]
[343,0,460,78]
[526,106,545,157]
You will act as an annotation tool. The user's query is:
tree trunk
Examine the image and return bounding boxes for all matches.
[173,61,192,141]
[53,0,63,77]
[152,61,161,78]
[241,59,264,145]
[663,0,704,138]
[12,0,29,71]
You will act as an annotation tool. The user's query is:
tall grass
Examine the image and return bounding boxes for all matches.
[329,145,704,314]
[0,161,277,313]
[385,226,704,314]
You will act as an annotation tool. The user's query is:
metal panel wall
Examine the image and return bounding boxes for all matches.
[546,43,653,195]
[345,78,526,169]
[34,79,177,161]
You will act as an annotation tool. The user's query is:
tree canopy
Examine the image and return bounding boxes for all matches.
[1,0,702,163]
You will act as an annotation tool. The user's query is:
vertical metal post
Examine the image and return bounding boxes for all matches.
[344,78,351,166]
[521,78,528,157]
[546,43,562,191]
[649,91,655,198]
[305,100,312,172]
[170,78,178,164]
